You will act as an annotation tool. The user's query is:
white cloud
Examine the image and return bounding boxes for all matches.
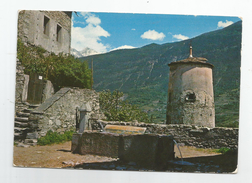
[86,16,101,25]
[71,13,110,53]
[140,30,165,41]
[80,12,92,18]
[110,45,136,51]
[217,20,234,28]
[131,28,136,31]
[173,34,189,41]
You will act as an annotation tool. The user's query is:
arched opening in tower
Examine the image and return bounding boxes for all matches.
[185,93,196,102]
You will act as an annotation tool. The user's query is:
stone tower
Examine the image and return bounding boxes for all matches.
[166,46,215,128]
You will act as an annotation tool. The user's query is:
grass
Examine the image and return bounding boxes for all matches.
[194,147,220,154]
[37,130,75,146]
[214,147,231,154]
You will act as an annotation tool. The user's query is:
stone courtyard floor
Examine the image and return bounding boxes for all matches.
[13,141,238,173]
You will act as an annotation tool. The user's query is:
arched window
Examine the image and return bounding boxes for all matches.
[185,92,196,102]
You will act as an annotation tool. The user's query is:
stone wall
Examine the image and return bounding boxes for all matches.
[29,88,104,137]
[18,10,71,54]
[15,59,29,112]
[93,120,238,149]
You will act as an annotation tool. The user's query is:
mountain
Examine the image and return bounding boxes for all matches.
[80,21,242,126]
[71,48,83,58]
[71,47,99,58]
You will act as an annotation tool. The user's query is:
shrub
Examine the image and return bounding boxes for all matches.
[17,39,93,91]
[37,130,75,146]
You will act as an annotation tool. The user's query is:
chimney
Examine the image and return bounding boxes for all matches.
[189,45,193,58]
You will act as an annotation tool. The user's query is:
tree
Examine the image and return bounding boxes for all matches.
[99,89,150,122]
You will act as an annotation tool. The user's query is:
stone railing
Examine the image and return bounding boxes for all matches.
[92,120,238,149]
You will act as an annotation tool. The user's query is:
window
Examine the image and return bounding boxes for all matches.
[185,93,196,102]
[43,16,50,36]
[56,24,62,42]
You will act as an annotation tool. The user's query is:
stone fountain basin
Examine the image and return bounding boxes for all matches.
[103,124,147,135]
[71,126,174,167]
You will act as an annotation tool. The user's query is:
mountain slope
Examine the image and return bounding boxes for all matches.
[80,21,242,125]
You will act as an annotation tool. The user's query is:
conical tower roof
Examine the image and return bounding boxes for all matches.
[168,46,214,68]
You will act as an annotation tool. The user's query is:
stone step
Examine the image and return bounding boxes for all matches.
[16,143,30,148]
[15,117,29,122]
[14,127,28,132]
[15,121,29,127]
[14,132,23,137]
[30,110,44,115]
[24,139,38,143]
[24,139,37,146]
[14,132,26,141]
[23,108,34,113]
[25,143,37,146]
[16,111,30,117]
[29,104,40,109]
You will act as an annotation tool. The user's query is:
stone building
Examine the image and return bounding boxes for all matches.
[166,46,215,128]
[18,10,72,54]
[16,10,72,109]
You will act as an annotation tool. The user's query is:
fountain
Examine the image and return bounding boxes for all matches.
[71,123,175,168]
[167,140,195,166]
[173,139,183,164]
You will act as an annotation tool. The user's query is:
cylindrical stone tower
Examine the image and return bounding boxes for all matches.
[166,46,215,128]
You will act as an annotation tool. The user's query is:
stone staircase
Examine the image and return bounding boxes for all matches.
[14,104,40,146]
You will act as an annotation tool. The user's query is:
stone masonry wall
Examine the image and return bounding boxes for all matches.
[30,88,103,137]
[43,11,72,32]
[15,59,29,112]
[93,120,238,149]
[18,10,71,54]
[167,63,215,128]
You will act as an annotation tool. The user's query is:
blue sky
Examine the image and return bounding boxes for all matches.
[71,12,241,53]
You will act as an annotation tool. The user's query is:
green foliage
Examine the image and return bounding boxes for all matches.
[37,130,75,146]
[215,147,231,154]
[17,39,93,90]
[215,88,240,128]
[99,89,150,122]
